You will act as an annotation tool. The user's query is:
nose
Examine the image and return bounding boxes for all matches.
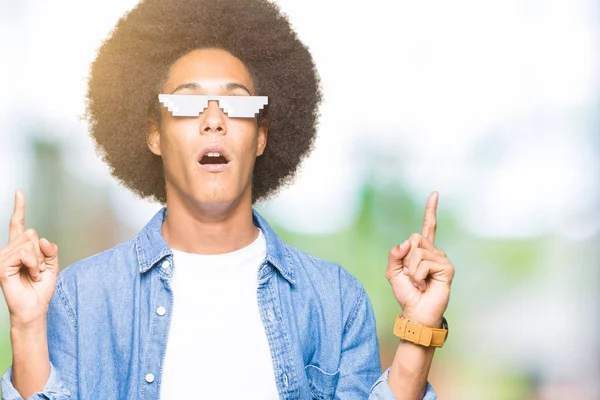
[200,100,226,134]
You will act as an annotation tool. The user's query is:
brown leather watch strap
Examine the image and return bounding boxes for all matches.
[393,316,448,347]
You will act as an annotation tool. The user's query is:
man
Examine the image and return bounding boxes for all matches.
[0,0,455,398]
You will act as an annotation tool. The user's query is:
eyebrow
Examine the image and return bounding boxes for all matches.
[170,82,252,95]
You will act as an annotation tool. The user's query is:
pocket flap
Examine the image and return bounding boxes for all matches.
[305,364,340,400]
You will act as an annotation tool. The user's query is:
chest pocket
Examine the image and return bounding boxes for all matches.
[305,364,340,400]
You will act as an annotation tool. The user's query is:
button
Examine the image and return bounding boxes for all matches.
[157,306,166,316]
[162,260,171,270]
[145,373,155,383]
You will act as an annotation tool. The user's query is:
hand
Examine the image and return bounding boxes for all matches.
[0,190,59,331]
[385,192,455,328]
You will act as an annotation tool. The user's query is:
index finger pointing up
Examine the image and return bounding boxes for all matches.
[421,191,439,243]
[9,189,26,242]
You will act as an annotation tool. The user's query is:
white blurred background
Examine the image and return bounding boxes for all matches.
[1,0,599,398]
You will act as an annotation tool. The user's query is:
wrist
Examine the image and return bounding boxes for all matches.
[400,313,443,329]
[10,318,47,337]
[10,325,48,358]
[394,314,449,348]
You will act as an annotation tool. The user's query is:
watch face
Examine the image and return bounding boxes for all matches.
[442,316,449,339]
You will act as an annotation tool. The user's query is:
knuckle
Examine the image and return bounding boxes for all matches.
[20,246,29,258]
[385,270,393,281]
[416,263,429,279]
[22,243,36,259]
[413,248,424,259]
[10,216,24,226]
[413,263,424,275]
[24,228,38,241]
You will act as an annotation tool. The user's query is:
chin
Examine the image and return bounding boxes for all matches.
[195,188,238,206]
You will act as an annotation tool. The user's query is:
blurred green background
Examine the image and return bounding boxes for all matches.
[1,0,599,399]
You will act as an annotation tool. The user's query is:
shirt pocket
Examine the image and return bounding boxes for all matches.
[305,364,340,400]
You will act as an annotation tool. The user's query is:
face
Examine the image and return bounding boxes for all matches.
[147,48,267,209]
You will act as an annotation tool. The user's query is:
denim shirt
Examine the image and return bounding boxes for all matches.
[2,208,436,400]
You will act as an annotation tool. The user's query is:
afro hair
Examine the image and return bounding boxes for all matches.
[85,0,322,204]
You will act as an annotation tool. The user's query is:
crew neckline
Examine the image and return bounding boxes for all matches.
[170,228,265,266]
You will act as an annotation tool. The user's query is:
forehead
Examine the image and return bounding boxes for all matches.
[165,48,255,94]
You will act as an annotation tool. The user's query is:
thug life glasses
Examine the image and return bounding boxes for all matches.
[158,94,268,118]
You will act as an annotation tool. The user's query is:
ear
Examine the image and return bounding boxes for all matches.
[147,121,162,156]
[256,119,268,156]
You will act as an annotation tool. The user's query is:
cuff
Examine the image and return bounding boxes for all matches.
[2,363,70,400]
[370,367,437,400]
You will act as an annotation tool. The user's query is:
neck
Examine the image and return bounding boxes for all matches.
[162,191,258,255]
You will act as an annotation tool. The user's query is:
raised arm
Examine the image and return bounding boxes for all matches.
[0,190,59,398]
[384,192,455,399]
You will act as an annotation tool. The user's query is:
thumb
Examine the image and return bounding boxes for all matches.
[396,240,411,259]
[39,238,59,268]
[389,240,411,264]
[386,240,412,282]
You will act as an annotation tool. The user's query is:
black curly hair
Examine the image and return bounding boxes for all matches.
[85,0,322,204]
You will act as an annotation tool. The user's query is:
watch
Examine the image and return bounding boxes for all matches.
[393,315,449,347]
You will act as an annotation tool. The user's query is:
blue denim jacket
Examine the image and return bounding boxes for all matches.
[2,208,436,400]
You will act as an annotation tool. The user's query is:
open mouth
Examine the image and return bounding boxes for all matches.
[199,152,229,165]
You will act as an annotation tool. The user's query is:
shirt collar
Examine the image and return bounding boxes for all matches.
[135,207,295,285]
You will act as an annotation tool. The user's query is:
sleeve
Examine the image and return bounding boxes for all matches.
[370,368,437,400]
[2,363,70,400]
[335,283,437,400]
[1,277,77,400]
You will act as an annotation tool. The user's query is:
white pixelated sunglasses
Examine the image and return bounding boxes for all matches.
[158,94,268,118]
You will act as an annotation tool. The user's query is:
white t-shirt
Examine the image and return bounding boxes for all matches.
[160,229,280,399]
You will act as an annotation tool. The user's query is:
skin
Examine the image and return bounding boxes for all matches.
[147,48,268,254]
[0,190,58,398]
[0,48,454,399]
[386,191,455,399]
